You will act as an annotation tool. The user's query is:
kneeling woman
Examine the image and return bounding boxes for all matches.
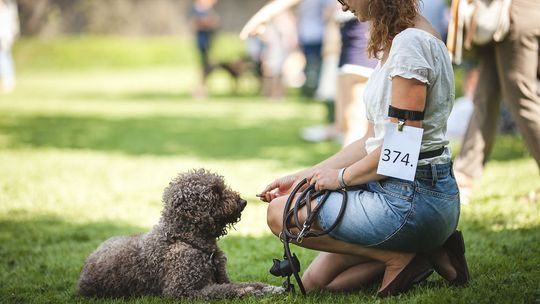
[259,0,469,297]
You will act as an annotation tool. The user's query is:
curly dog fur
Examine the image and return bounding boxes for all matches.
[77,169,283,299]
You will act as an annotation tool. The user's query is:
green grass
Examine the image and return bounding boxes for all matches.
[13,34,247,71]
[1,36,539,303]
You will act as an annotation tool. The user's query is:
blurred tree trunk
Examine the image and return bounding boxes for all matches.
[18,0,51,35]
[15,0,267,37]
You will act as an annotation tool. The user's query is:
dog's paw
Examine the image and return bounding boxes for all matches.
[262,285,286,295]
[238,285,258,297]
[239,284,285,297]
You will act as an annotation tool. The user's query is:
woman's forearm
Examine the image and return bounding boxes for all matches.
[311,124,374,172]
[342,146,386,186]
[291,136,370,180]
[315,137,369,169]
[289,124,374,182]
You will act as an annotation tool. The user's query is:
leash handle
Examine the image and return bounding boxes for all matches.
[274,178,347,296]
[281,179,309,239]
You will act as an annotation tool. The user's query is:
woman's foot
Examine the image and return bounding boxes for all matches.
[428,230,470,286]
[428,249,457,281]
[376,254,433,298]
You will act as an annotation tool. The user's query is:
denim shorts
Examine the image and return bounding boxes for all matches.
[317,162,460,253]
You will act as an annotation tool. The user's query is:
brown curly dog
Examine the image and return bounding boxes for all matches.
[77,169,283,299]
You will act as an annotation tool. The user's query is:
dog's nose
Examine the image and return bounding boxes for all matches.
[239,199,247,209]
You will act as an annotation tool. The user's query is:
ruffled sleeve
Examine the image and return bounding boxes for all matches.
[386,30,436,85]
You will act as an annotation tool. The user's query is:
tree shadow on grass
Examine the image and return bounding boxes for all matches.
[1,212,538,303]
[0,212,378,303]
[64,91,264,102]
[0,214,148,303]
[2,115,530,167]
[0,114,337,166]
[0,214,279,303]
[122,90,264,101]
[0,214,311,303]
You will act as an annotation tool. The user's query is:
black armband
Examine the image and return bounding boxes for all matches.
[388,105,425,121]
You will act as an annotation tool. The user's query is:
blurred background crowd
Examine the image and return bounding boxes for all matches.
[1,0,539,199]
[2,0,531,139]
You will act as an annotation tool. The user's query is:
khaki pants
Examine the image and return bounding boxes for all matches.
[454,0,540,178]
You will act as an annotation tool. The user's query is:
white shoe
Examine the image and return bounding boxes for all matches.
[300,125,333,142]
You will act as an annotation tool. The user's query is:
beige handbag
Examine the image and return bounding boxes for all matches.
[463,0,512,48]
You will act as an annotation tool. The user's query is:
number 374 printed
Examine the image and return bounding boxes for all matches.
[377,122,423,181]
[381,149,413,167]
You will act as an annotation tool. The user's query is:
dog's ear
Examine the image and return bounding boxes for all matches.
[206,173,225,198]
[210,181,224,197]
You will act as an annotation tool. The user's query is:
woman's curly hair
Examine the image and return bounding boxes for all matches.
[367,0,421,58]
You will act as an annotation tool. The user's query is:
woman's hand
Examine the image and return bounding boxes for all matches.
[308,168,341,192]
[258,174,304,202]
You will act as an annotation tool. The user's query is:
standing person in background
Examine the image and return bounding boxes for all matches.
[301,2,341,142]
[454,0,540,204]
[238,0,298,100]
[297,0,334,98]
[190,0,220,98]
[0,0,19,94]
[301,5,378,146]
[335,12,378,146]
[259,7,298,100]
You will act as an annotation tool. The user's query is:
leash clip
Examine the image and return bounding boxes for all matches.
[397,119,406,132]
[296,223,310,243]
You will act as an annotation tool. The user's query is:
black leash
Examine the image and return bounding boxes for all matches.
[269,178,348,295]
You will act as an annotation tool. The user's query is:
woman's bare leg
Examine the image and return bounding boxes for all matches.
[302,252,385,292]
[267,194,416,292]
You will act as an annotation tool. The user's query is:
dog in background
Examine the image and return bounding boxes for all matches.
[77,169,283,299]
[204,56,262,93]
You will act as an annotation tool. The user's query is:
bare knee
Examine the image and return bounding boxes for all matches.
[266,198,285,236]
[301,268,328,292]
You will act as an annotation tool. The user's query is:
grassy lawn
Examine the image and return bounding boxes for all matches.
[1,36,539,303]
